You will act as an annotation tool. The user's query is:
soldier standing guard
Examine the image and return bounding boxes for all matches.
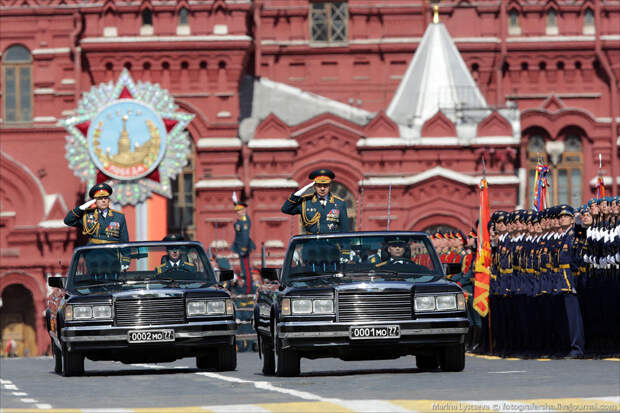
[231,196,256,294]
[281,168,349,234]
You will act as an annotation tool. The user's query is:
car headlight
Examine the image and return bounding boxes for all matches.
[207,300,226,315]
[187,300,207,316]
[259,303,271,317]
[456,293,466,311]
[291,299,313,314]
[73,305,93,320]
[436,294,457,311]
[313,299,333,314]
[415,296,435,311]
[92,305,112,319]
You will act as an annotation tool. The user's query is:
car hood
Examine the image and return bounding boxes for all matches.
[283,275,461,295]
[67,286,229,300]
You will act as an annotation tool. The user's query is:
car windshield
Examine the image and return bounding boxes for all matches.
[283,234,440,282]
[66,243,216,292]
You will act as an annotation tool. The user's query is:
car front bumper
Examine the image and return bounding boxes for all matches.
[272,318,469,350]
[61,320,237,351]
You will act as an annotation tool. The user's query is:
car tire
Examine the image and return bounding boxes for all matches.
[439,343,465,372]
[276,348,300,377]
[261,336,275,375]
[53,343,62,374]
[215,344,237,372]
[196,353,217,370]
[416,353,439,370]
[61,347,84,377]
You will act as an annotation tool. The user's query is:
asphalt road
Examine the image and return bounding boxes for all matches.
[1,353,619,412]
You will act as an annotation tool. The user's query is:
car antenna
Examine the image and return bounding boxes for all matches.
[386,182,392,231]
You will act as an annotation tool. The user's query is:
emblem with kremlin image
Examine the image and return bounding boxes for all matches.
[61,69,194,205]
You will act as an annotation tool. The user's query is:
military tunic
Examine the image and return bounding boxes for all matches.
[281,192,349,234]
[64,207,129,244]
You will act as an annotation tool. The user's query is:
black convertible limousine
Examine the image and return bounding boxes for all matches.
[46,241,237,376]
[254,232,469,376]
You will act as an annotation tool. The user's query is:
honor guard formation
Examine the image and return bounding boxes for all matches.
[437,197,619,358]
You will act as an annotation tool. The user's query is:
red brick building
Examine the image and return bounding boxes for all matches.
[1,0,619,356]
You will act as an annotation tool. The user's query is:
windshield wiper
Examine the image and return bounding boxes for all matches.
[343,271,399,277]
[73,280,126,288]
[289,272,345,282]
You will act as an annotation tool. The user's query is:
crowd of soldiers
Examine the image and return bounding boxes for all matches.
[438,197,619,358]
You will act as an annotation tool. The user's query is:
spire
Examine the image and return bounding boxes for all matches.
[386,19,489,130]
[432,0,440,24]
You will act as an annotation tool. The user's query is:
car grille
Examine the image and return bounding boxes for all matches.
[115,297,185,327]
[337,292,412,322]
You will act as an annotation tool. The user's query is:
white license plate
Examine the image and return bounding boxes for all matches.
[128,329,175,343]
[349,325,400,340]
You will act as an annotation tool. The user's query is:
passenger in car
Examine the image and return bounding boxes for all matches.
[156,234,196,273]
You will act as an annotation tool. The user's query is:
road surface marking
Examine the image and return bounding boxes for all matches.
[488,370,527,374]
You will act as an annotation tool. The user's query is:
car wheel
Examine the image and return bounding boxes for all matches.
[276,348,300,377]
[215,343,237,372]
[196,353,216,370]
[261,335,275,375]
[439,343,465,372]
[53,343,62,374]
[416,353,439,370]
[61,347,84,377]
[273,329,299,377]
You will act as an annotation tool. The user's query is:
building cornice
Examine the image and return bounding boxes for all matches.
[360,167,519,187]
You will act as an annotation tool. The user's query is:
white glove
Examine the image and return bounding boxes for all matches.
[121,264,129,271]
[294,181,315,197]
[79,199,97,211]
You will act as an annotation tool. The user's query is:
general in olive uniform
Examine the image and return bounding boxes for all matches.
[64,183,129,244]
[64,183,130,273]
[281,168,349,234]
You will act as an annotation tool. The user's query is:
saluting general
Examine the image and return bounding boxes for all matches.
[64,183,129,244]
[282,168,349,234]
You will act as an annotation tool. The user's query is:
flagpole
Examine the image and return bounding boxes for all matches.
[386,182,392,231]
[482,154,493,354]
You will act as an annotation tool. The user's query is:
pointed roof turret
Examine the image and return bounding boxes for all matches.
[386,16,490,135]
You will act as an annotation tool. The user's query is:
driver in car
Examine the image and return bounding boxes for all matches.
[156,234,196,273]
[376,236,414,266]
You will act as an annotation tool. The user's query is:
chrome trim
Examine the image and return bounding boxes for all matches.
[278,317,466,327]
[256,326,270,335]
[64,335,127,342]
[279,327,468,338]
[174,330,236,338]
[62,320,235,331]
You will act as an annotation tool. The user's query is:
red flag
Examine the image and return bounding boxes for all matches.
[473,178,491,317]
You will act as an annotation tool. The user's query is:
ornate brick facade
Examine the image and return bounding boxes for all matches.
[0,0,618,355]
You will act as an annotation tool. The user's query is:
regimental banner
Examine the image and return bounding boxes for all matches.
[61,69,194,205]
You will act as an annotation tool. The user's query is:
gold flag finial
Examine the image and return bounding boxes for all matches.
[431,0,441,24]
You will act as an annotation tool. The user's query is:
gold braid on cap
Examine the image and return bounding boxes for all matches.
[301,198,321,227]
[82,210,100,236]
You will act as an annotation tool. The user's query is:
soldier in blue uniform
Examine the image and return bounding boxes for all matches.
[232,198,256,295]
[156,233,196,274]
[281,168,349,234]
[64,183,130,274]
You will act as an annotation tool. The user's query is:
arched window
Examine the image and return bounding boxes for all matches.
[167,136,195,239]
[140,9,154,35]
[2,45,32,122]
[583,8,595,35]
[298,181,356,232]
[508,9,521,35]
[546,9,558,35]
[177,7,190,35]
[526,133,583,208]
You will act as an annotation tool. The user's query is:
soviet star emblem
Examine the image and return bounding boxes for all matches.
[60,68,194,205]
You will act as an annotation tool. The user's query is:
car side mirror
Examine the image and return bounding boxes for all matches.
[219,269,234,282]
[48,276,65,289]
[444,263,461,276]
[260,267,279,282]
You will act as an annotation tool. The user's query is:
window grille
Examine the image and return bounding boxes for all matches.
[310,2,348,43]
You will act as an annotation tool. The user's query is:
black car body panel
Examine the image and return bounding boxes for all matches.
[254,231,469,375]
[46,241,237,373]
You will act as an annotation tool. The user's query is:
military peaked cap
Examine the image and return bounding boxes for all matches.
[309,168,335,184]
[89,183,113,199]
